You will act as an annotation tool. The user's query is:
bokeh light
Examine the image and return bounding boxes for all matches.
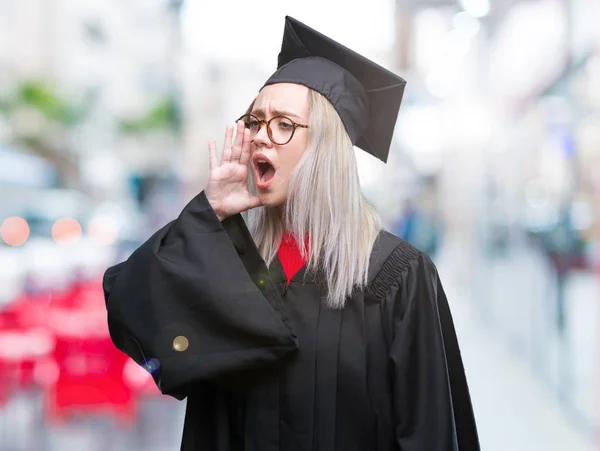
[87,216,119,246]
[52,218,82,243]
[0,216,30,246]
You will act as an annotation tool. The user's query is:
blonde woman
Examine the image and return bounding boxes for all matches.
[103,16,480,451]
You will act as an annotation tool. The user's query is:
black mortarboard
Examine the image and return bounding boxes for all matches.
[262,16,406,163]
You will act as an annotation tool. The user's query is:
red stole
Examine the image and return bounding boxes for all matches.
[277,232,309,285]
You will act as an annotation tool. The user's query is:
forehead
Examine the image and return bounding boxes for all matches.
[253,83,309,117]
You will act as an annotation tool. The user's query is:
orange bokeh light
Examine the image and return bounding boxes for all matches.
[52,218,82,243]
[1,216,30,246]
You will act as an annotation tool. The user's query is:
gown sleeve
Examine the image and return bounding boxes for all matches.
[385,248,480,451]
[103,191,299,399]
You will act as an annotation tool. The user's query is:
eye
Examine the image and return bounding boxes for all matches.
[246,119,260,131]
[276,117,294,129]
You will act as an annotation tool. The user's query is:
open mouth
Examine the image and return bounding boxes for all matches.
[253,155,276,185]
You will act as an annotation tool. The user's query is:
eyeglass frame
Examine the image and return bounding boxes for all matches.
[236,113,309,145]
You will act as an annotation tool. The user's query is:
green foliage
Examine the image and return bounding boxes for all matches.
[0,80,87,126]
[119,96,180,134]
[17,81,85,125]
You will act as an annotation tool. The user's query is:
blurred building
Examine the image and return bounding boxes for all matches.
[392,0,600,440]
[0,0,184,204]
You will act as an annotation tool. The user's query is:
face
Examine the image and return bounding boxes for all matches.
[249,83,310,207]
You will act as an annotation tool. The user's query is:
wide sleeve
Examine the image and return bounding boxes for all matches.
[103,190,298,399]
[387,251,480,451]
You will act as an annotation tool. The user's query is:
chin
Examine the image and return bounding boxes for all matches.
[257,190,286,208]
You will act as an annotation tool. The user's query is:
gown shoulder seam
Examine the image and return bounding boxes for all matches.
[367,239,422,301]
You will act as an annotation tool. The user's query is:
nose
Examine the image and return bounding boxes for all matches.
[252,121,273,148]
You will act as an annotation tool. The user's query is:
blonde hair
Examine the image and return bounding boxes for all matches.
[244,89,382,308]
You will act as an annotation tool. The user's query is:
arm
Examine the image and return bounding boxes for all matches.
[103,190,298,399]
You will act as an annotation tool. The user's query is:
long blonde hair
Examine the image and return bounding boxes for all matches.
[244,89,382,308]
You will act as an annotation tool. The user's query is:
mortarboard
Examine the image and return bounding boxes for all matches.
[262,16,406,163]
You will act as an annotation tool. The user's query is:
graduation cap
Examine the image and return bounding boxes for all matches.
[262,16,406,163]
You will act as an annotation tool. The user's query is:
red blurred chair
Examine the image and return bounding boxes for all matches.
[42,286,136,426]
[0,296,54,393]
[0,327,56,397]
[2,275,137,426]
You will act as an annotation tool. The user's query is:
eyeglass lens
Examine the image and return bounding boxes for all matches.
[239,115,295,145]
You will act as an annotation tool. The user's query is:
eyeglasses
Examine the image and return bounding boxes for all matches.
[237,114,309,145]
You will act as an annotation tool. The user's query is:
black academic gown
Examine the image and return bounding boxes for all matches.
[103,191,480,451]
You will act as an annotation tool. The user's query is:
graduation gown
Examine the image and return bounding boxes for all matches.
[103,191,480,451]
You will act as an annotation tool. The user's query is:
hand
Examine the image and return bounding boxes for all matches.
[205,120,262,222]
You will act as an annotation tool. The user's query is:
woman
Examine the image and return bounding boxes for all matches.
[103,16,480,451]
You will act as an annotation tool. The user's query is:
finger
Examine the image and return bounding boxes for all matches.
[231,121,244,163]
[221,125,234,164]
[208,140,218,170]
[239,128,251,167]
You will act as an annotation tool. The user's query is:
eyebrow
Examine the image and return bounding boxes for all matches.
[251,108,302,121]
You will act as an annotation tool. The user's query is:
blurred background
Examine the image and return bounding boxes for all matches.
[0,0,598,450]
